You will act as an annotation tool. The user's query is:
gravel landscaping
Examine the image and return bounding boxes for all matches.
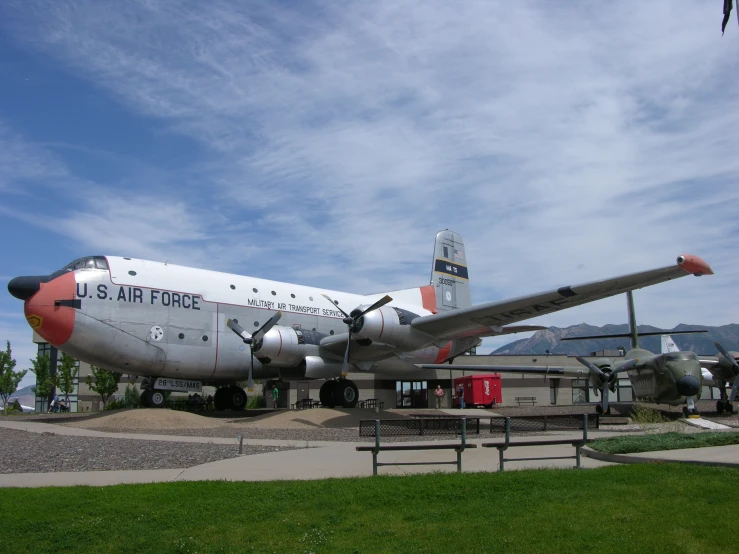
[0,427,295,474]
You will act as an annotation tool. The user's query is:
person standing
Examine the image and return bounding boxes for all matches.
[457,384,465,409]
[272,385,279,409]
[434,385,445,409]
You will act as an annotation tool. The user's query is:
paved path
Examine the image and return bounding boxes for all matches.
[2,420,737,488]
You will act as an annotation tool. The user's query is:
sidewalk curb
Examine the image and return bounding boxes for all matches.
[582,446,739,468]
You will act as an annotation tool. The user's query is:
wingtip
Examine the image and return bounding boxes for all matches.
[676,254,714,276]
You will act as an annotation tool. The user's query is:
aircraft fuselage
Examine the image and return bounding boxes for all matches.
[15,256,476,384]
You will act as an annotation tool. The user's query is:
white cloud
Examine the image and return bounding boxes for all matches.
[0,0,737,348]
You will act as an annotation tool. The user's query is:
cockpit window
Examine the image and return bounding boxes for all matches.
[58,256,108,273]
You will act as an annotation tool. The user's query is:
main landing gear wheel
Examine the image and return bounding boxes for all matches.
[320,381,337,408]
[214,387,229,411]
[228,385,247,411]
[717,400,725,415]
[333,380,359,409]
[214,386,247,411]
[141,389,152,408]
[725,402,734,414]
[148,390,166,409]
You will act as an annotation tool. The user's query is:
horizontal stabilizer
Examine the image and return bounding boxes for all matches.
[561,330,708,341]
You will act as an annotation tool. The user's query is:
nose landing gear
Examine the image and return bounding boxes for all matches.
[682,396,700,418]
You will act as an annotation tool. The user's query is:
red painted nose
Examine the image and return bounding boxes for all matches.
[23,271,76,346]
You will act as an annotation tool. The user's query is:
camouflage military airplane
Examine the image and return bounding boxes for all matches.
[661,335,739,414]
[421,291,709,416]
[7,230,713,410]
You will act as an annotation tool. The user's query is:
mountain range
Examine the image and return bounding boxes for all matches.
[492,324,739,356]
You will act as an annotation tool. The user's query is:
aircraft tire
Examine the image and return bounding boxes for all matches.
[319,380,337,408]
[716,400,725,415]
[149,390,166,409]
[229,386,247,411]
[334,380,359,409]
[726,402,734,414]
[140,389,152,408]
[214,388,229,411]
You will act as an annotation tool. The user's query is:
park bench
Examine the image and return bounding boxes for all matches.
[356,418,477,475]
[292,398,320,410]
[482,415,594,471]
[356,398,384,409]
[514,396,537,406]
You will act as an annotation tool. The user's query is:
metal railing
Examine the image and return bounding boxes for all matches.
[490,414,599,433]
[359,417,481,437]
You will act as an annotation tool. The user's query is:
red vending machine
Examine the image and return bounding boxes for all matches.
[453,374,502,408]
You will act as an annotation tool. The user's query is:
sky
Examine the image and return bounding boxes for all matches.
[1,0,738,390]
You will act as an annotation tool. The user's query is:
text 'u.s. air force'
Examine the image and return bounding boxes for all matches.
[77,283,201,310]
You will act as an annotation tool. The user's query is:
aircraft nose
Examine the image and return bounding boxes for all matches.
[676,375,700,397]
[23,271,77,346]
[7,276,44,300]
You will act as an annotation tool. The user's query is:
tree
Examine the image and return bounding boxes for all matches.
[0,341,27,416]
[30,353,56,411]
[56,353,79,406]
[85,366,122,409]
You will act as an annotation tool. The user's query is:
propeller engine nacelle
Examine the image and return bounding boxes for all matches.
[254,325,311,367]
[352,306,434,351]
[279,356,345,380]
[718,351,739,376]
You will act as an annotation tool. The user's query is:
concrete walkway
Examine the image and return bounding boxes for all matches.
[1,420,737,488]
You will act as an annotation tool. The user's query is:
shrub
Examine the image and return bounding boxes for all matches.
[123,385,141,408]
[630,404,666,425]
[104,398,126,410]
[246,394,266,409]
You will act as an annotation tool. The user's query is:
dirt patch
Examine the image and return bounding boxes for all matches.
[66,409,224,431]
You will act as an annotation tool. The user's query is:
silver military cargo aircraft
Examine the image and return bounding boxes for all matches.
[8,230,713,410]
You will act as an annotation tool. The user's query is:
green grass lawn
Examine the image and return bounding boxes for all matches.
[590,431,739,454]
[2,464,738,553]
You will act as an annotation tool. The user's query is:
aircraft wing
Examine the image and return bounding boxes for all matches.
[417,363,588,378]
[411,254,712,341]
[698,356,722,368]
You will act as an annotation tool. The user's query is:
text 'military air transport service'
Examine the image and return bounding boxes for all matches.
[8,230,713,411]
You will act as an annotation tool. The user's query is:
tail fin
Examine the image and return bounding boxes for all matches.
[430,230,471,312]
[661,335,681,353]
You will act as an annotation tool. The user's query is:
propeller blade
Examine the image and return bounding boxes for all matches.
[342,328,352,376]
[612,358,639,375]
[729,376,739,404]
[714,343,739,402]
[252,311,283,343]
[248,348,254,391]
[575,356,607,380]
[357,295,393,319]
[321,294,350,319]
[227,318,253,344]
[602,384,610,414]
[715,342,739,371]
